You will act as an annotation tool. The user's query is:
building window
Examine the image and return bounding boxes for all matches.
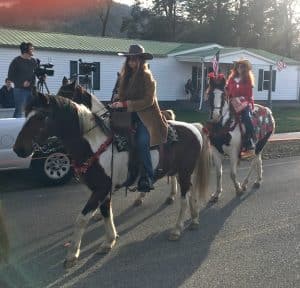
[258,69,276,92]
[70,60,100,90]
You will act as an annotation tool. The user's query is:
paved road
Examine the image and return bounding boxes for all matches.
[0,156,299,288]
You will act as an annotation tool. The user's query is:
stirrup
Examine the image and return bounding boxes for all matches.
[137,176,154,192]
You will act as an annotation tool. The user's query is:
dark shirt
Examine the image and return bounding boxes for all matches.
[0,86,14,108]
[8,56,37,89]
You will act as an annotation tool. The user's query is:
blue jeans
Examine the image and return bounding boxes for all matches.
[13,88,31,118]
[241,106,254,138]
[135,115,154,181]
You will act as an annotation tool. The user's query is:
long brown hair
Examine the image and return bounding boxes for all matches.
[119,57,149,90]
[228,61,255,86]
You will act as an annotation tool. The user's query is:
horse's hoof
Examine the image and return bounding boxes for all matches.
[96,245,112,255]
[133,199,143,207]
[63,257,78,269]
[168,230,181,241]
[253,182,261,189]
[236,189,244,196]
[209,195,219,204]
[96,239,116,254]
[92,213,103,222]
[189,222,199,230]
[165,197,175,205]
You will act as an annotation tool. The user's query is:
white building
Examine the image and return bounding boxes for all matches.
[0,27,299,107]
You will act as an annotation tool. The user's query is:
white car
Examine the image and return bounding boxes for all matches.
[0,112,72,185]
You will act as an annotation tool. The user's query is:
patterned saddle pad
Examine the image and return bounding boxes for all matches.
[115,123,179,152]
[251,104,275,141]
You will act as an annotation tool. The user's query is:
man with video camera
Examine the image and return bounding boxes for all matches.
[8,42,38,118]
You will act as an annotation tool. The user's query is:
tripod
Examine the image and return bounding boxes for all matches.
[82,74,94,93]
[37,76,50,94]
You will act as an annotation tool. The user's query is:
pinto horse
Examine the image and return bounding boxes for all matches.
[14,89,210,268]
[57,81,179,205]
[206,75,275,202]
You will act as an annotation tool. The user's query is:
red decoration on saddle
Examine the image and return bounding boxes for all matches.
[202,127,209,135]
[72,137,113,176]
[208,72,225,79]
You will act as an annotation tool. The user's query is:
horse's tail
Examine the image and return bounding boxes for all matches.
[192,123,211,201]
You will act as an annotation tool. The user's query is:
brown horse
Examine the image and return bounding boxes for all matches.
[14,89,210,268]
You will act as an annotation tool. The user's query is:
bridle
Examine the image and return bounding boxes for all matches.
[209,89,226,121]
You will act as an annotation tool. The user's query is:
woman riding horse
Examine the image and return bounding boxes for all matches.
[226,59,256,155]
[206,68,275,202]
[111,44,168,193]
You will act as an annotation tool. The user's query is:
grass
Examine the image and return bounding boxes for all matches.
[173,106,300,134]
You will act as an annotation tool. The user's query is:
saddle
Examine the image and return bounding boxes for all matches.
[107,109,179,188]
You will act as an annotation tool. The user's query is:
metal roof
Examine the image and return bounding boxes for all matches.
[175,46,300,65]
[1,28,298,64]
[0,28,208,57]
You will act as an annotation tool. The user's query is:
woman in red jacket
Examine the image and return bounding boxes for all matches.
[226,59,255,151]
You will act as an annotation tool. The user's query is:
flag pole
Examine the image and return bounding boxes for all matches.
[199,59,205,110]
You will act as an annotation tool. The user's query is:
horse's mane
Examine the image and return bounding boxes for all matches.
[27,93,85,138]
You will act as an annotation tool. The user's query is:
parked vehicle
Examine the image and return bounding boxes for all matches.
[0,115,72,185]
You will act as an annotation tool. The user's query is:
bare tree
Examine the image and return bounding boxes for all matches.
[97,0,113,36]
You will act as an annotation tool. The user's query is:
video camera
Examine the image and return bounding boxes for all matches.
[35,59,54,78]
[79,59,97,75]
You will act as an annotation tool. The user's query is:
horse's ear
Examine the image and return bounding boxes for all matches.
[31,87,49,105]
[70,80,76,89]
[62,76,68,85]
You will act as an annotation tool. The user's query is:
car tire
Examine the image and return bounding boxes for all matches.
[31,151,73,185]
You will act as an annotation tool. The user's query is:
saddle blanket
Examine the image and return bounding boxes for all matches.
[252,104,274,141]
[115,123,179,152]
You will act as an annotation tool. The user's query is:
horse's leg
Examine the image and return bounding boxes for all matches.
[64,209,95,268]
[229,149,243,195]
[97,198,118,254]
[166,176,178,205]
[91,209,103,222]
[188,180,200,230]
[64,193,103,268]
[241,155,258,191]
[133,192,147,207]
[169,174,190,241]
[210,148,223,203]
[253,153,263,188]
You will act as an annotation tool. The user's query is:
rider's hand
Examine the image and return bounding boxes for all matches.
[111,101,127,109]
[23,80,30,88]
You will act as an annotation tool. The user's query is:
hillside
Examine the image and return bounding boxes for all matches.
[0,1,131,37]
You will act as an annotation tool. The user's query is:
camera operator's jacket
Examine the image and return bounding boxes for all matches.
[8,56,37,89]
[118,68,168,147]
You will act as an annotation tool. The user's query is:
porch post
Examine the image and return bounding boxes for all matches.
[199,59,205,110]
[267,65,273,109]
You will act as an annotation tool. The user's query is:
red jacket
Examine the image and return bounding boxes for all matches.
[226,77,254,110]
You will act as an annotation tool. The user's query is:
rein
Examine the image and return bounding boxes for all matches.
[72,136,113,176]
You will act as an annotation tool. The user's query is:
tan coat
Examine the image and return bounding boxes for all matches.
[118,69,168,146]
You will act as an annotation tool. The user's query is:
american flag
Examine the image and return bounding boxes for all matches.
[212,50,220,75]
[276,58,287,71]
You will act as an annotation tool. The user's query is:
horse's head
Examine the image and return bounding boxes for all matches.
[13,89,57,158]
[58,80,92,110]
[58,79,108,117]
[207,73,227,122]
